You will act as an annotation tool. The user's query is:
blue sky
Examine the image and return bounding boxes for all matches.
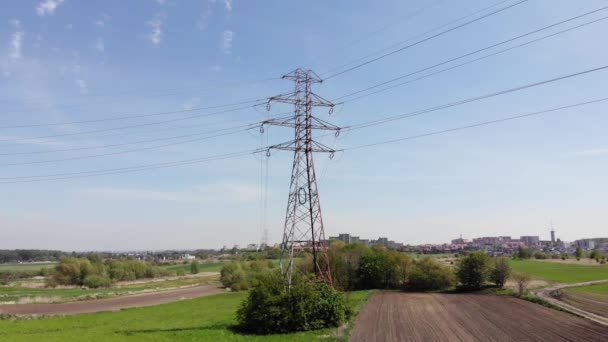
[1,0,607,250]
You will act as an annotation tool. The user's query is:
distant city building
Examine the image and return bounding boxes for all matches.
[520,236,540,246]
[328,234,404,250]
[451,237,467,244]
[574,239,596,250]
[551,229,556,244]
[182,254,195,260]
[245,244,258,251]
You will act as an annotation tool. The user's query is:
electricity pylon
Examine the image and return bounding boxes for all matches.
[262,68,340,286]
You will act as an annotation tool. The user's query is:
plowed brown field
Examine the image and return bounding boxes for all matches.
[350,292,608,342]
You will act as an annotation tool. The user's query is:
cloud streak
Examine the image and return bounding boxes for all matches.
[9,25,24,62]
[148,15,165,45]
[95,37,104,52]
[224,0,233,12]
[36,0,65,16]
[222,30,233,53]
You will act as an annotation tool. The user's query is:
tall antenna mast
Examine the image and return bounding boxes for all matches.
[263,68,340,286]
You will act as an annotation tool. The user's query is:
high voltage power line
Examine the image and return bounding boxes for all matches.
[320,0,516,76]
[0,103,258,143]
[0,98,264,129]
[343,65,608,132]
[0,115,292,156]
[323,0,528,80]
[343,96,608,151]
[1,2,606,186]
[332,6,608,102]
[2,65,606,167]
[3,95,605,184]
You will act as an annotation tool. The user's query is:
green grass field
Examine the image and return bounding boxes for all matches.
[0,290,372,342]
[0,275,220,303]
[509,260,608,283]
[566,282,608,296]
[162,262,225,273]
[0,263,57,272]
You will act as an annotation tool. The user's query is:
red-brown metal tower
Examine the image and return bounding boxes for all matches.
[263,69,340,286]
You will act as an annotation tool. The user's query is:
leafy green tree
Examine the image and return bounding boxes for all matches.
[237,272,350,334]
[575,247,584,261]
[190,260,200,274]
[456,251,492,290]
[408,257,455,291]
[514,246,532,259]
[491,257,511,288]
[357,247,398,289]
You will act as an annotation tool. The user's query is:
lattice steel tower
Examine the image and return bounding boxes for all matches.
[263,69,340,286]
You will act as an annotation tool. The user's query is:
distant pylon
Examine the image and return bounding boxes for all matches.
[262,68,340,286]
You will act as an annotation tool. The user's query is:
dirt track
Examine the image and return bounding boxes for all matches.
[349,292,608,342]
[0,285,223,316]
[534,279,608,326]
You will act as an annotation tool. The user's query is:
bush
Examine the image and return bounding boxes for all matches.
[83,274,112,288]
[190,260,199,274]
[176,269,186,276]
[236,272,350,334]
[491,257,511,288]
[511,272,531,296]
[220,261,276,291]
[408,257,455,291]
[456,251,492,290]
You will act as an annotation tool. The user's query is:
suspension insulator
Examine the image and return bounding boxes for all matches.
[298,187,307,204]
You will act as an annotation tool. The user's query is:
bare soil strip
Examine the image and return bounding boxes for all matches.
[349,292,608,342]
[0,285,223,316]
[534,279,608,326]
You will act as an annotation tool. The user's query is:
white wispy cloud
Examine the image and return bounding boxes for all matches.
[8,21,24,62]
[0,133,68,149]
[197,0,216,30]
[95,13,111,27]
[224,0,232,12]
[36,0,65,16]
[210,64,222,72]
[76,79,87,92]
[577,147,608,156]
[222,30,233,53]
[148,14,165,45]
[183,97,200,110]
[95,37,104,52]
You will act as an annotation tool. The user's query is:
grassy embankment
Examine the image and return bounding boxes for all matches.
[509,259,608,284]
[0,275,220,304]
[0,290,373,342]
[567,283,608,295]
[162,262,225,273]
[0,263,57,272]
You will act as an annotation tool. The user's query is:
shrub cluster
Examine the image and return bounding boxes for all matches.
[236,272,351,334]
[220,260,277,291]
[49,256,171,288]
[456,252,512,290]
[299,242,454,292]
